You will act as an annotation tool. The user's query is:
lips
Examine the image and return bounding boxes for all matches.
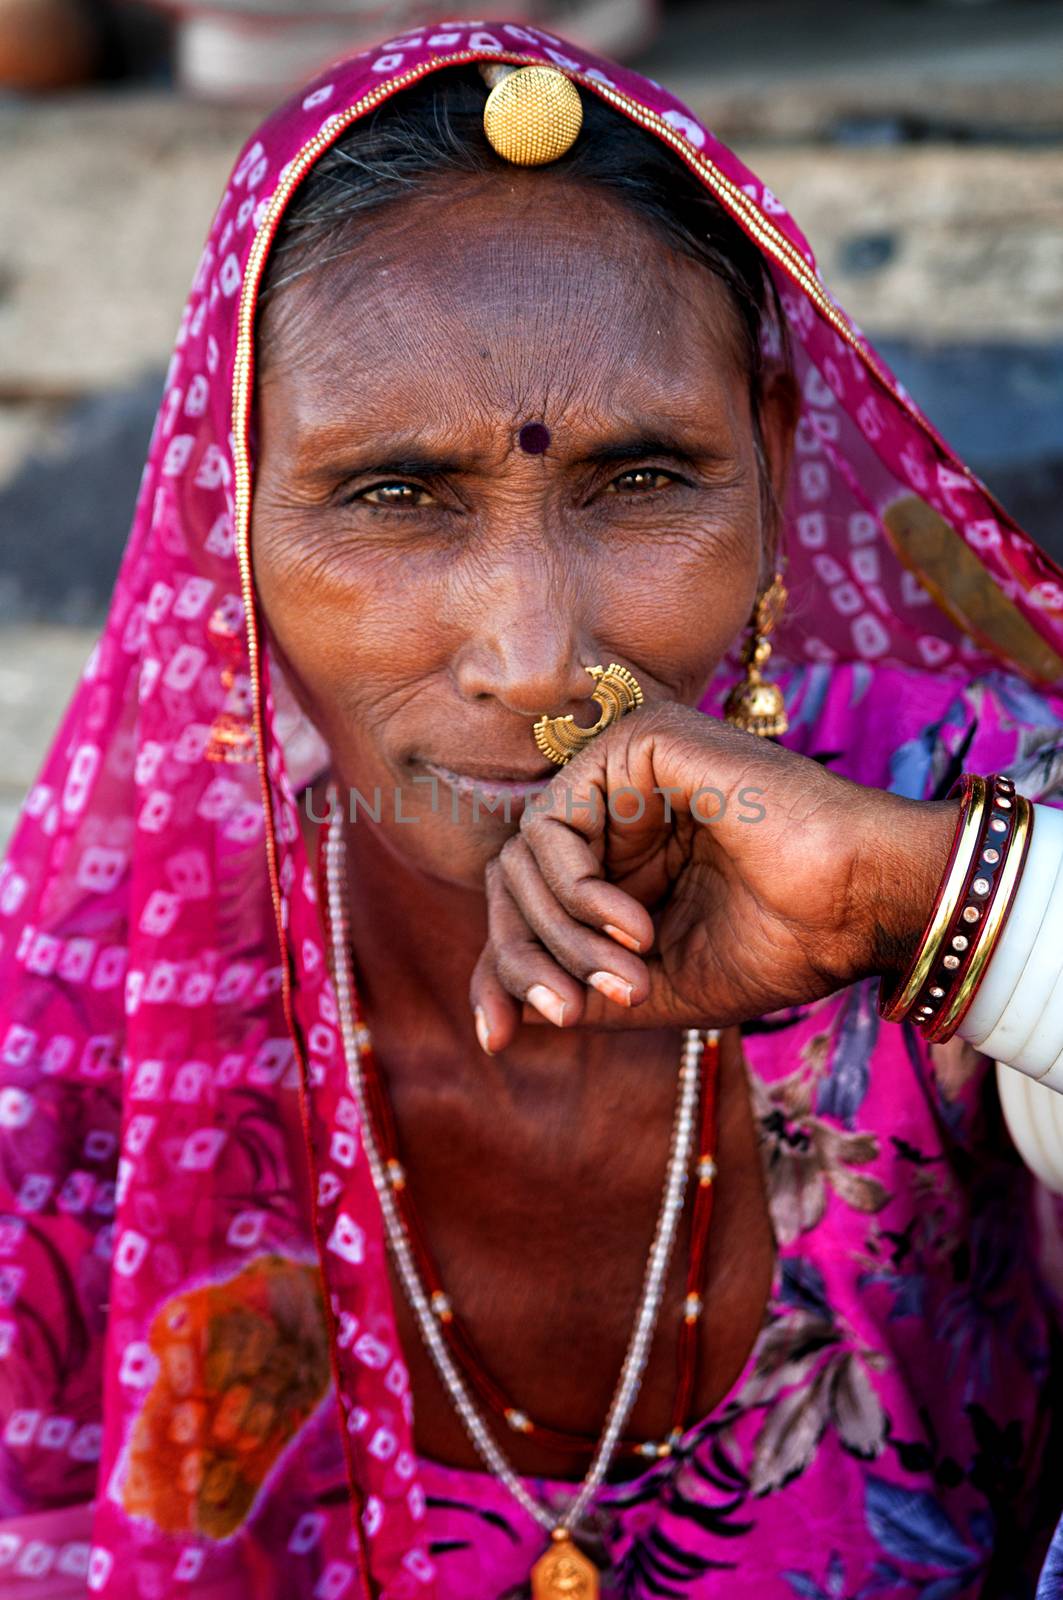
[419,758,555,802]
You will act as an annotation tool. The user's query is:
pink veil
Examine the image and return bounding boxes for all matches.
[2,20,1063,1599]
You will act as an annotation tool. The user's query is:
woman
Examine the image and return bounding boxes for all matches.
[3,22,1063,1600]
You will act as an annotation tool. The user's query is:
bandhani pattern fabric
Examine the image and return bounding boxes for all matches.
[1,20,1063,1600]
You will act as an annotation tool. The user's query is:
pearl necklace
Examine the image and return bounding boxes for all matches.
[325,803,704,1597]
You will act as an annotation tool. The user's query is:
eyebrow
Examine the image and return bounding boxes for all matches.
[341,454,468,479]
[299,425,727,484]
[575,433,712,469]
[299,448,473,485]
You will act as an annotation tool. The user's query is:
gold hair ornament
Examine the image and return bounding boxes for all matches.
[723,573,789,738]
[533,664,644,766]
[479,62,583,166]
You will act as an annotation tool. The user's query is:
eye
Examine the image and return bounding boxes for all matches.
[607,468,681,494]
[353,481,434,508]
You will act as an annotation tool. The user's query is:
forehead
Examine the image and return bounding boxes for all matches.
[257,176,750,431]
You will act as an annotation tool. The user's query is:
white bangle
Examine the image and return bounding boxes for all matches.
[979,801,1063,1092]
[962,803,1063,1051]
[976,861,1063,1070]
[1015,992,1063,1086]
[995,1062,1063,1192]
[1033,1041,1063,1092]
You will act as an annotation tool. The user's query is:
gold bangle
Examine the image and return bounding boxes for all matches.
[926,794,1031,1042]
[879,776,988,1023]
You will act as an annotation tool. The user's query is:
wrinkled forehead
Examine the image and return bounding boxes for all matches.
[254,176,752,438]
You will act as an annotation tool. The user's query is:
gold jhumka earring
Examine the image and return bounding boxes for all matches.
[479,61,584,166]
[723,572,789,739]
[533,664,644,766]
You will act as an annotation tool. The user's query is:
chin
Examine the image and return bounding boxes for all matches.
[376,808,520,891]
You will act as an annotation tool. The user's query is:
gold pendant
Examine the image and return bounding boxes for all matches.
[533,663,643,767]
[531,1530,599,1599]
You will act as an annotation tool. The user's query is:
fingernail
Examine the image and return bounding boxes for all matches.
[526,984,568,1027]
[474,1005,494,1056]
[588,971,633,1007]
[604,923,642,954]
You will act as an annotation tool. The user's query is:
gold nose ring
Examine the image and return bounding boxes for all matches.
[532,664,644,766]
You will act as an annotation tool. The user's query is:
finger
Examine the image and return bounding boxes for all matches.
[519,955,701,1030]
[520,805,655,956]
[483,858,589,1029]
[469,939,522,1054]
[498,835,649,1008]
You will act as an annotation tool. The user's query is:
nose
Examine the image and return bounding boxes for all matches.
[451,549,599,721]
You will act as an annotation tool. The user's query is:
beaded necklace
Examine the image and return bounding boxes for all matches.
[324,803,717,1597]
[314,815,721,1463]
[358,1012,721,1462]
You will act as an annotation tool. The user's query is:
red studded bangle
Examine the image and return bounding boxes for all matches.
[879,774,1031,1041]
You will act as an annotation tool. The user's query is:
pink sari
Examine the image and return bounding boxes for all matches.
[3,21,1063,1599]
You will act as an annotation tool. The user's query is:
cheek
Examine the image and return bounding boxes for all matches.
[594,512,761,696]
[251,507,453,732]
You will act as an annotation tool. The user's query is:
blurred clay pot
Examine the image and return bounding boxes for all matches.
[0,0,98,88]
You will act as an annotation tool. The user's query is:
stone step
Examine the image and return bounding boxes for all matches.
[2,92,1062,402]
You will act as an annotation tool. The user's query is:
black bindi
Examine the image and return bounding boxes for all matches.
[518,422,551,455]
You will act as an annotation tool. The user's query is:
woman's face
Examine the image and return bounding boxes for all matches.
[253,173,795,888]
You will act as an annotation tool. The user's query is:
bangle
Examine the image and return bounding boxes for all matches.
[961,803,1063,1048]
[995,1062,1063,1191]
[878,774,1030,1042]
[1014,958,1063,1080]
[878,775,987,1023]
[972,823,1063,1065]
[1030,1041,1063,1094]
[925,792,1031,1042]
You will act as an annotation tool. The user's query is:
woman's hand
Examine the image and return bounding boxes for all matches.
[470,702,957,1050]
